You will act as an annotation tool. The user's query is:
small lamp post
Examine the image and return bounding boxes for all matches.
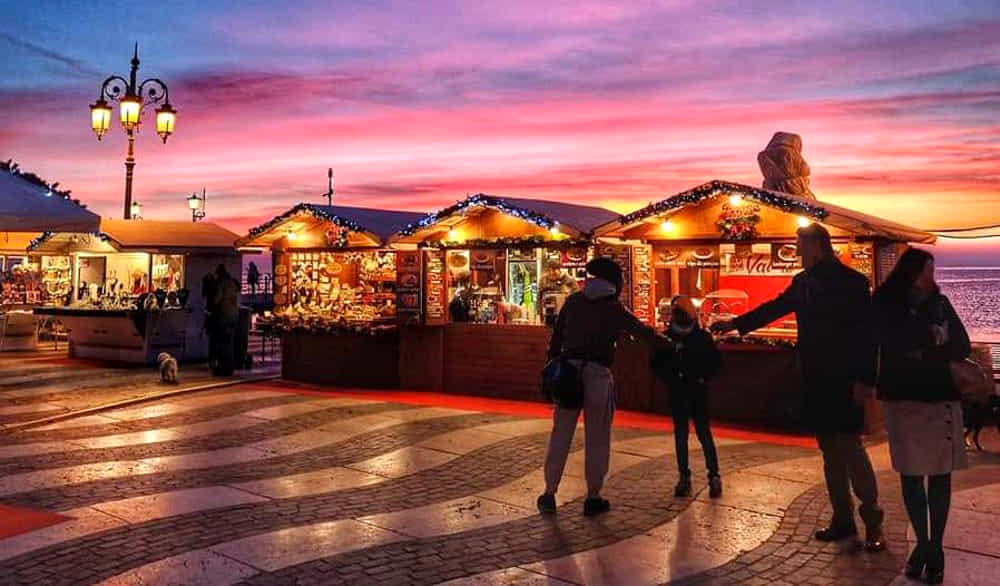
[130,201,143,220]
[89,44,176,219]
[187,188,206,222]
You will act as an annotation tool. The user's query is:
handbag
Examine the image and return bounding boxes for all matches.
[541,357,585,409]
[950,358,993,404]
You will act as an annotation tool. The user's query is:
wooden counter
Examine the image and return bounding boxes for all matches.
[282,329,400,388]
[34,307,189,364]
[284,322,810,429]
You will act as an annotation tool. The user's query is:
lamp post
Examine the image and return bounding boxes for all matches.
[89,44,177,219]
[130,201,143,220]
[187,188,206,222]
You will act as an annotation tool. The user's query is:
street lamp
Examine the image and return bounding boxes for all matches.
[89,43,177,219]
[187,188,206,222]
[130,201,143,220]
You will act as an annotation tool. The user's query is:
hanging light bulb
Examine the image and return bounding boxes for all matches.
[797,216,811,228]
[660,220,675,233]
[729,195,742,206]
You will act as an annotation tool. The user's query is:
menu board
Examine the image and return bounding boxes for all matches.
[595,244,632,310]
[424,249,447,325]
[847,242,874,281]
[876,242,905,286]
[396,250,422,321]
[631,245,654,324]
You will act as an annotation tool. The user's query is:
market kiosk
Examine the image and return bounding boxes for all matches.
[237,203,424,387]
[0,165,102,349]
[32,220,241,363]
[594,179,936,423]
[388,194,618,397]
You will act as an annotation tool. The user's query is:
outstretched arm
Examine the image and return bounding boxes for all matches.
[730,280,800,335]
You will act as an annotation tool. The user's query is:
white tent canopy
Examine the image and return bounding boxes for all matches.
[0,170,100,233]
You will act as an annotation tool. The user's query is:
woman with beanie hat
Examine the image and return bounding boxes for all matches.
[651,295,723,498]
[538,257,659,517]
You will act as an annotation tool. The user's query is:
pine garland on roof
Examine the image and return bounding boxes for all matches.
[619,180,829,225]
[245,203,362,246]
[397,194,558,237]
[2,159,89,209]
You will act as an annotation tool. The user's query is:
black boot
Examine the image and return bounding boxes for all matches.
[814,522,857,542]
[708,475,723,498]
[674,473,692,497]
[925,544,945,584]
[905,543,927,578]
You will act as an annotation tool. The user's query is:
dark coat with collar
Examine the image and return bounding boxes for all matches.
[650,327,721,393]
[732,258,877,433]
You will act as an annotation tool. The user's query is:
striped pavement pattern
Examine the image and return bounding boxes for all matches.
[1,355,999,583]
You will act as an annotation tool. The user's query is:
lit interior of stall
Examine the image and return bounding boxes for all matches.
[389,194,618,326]
[595,180,935,337]
[238,203,426,331]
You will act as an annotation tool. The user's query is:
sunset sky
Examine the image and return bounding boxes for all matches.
[2,1,998,263]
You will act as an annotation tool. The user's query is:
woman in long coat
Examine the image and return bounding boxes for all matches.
[873,247,970,584]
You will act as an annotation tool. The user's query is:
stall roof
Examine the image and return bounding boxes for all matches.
[391,193,620,241]
[0,169,100,233]
[238,203,426,247]
[30,219,241,254]
[595,180,936,244]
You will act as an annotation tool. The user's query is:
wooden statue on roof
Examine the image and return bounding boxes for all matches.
[757,132,815,199]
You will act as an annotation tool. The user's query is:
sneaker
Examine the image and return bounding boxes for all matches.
[708,475,723,498]
[536,493,556,515]
[674,474,692,498]
[814,523,858,542]
[583,497,611,517]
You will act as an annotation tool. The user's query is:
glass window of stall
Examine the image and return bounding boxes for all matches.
[152,254,185,292]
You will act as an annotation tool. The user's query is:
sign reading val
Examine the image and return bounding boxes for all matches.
[721,243,802,275]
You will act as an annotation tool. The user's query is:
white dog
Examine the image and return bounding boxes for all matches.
[157,352,178,384]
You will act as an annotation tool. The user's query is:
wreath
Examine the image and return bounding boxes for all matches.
[716,202,761,241]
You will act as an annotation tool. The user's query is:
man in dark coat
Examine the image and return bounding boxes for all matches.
[712,223,884,551]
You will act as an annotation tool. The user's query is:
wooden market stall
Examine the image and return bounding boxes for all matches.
[0,165,102,350]
[32,219,241,363]
[237,203,425,387]
[387,194,619,397]
[593,179,937,424]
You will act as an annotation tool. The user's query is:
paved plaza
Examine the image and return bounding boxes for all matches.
[0,354,998,585]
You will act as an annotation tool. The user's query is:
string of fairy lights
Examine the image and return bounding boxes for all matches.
[397,194,559,237]
[620,180,830,226]
[244,203,363,247]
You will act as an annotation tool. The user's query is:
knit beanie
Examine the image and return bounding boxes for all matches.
[671,295,698,323]
[585,258,624,296]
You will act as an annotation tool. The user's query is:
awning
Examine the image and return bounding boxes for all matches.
[0,170,100,233]
[30,219,240,254]
[595,180,936,244]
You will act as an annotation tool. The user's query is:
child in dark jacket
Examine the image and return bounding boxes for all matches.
[651,296,723,498]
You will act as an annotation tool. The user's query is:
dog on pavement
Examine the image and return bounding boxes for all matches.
[963,393,1000,451]
[157,352,179,384]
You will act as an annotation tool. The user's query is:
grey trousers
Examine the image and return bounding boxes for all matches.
[816,432,884,530]
[543,362,615,497]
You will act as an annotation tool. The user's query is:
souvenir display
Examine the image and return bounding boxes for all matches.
[273,250,398,333]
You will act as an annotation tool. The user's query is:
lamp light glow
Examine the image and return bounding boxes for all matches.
[286,230,297,241]
[447,228,459,241]
[660,220,675,233]
[797,216,811,228]
[119,95,142,131]
[90,99,112,141]
[729,195,742,206]
[155,103,176,143]
[549,222,560,236]
[130,201,142,219]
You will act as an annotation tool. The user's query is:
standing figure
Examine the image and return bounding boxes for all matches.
[202,271,219,370]
[651,296,723,498]
[247,261,260,298]
[211,264,240,376]
[712,223,885,551]
[539,258,659,517]
[873,248,970,584]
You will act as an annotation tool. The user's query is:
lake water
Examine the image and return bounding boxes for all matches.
[937,267,1000,342]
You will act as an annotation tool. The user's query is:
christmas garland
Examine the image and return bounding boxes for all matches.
[619,180,828,226]
[715,202,762,241]
[270,313,396,336]
[419,236,591,249]
[397,194,558,237]
[245,203,362,247]
[28,232,113,251]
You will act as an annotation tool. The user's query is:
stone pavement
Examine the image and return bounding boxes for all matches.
[0,374,998,584]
